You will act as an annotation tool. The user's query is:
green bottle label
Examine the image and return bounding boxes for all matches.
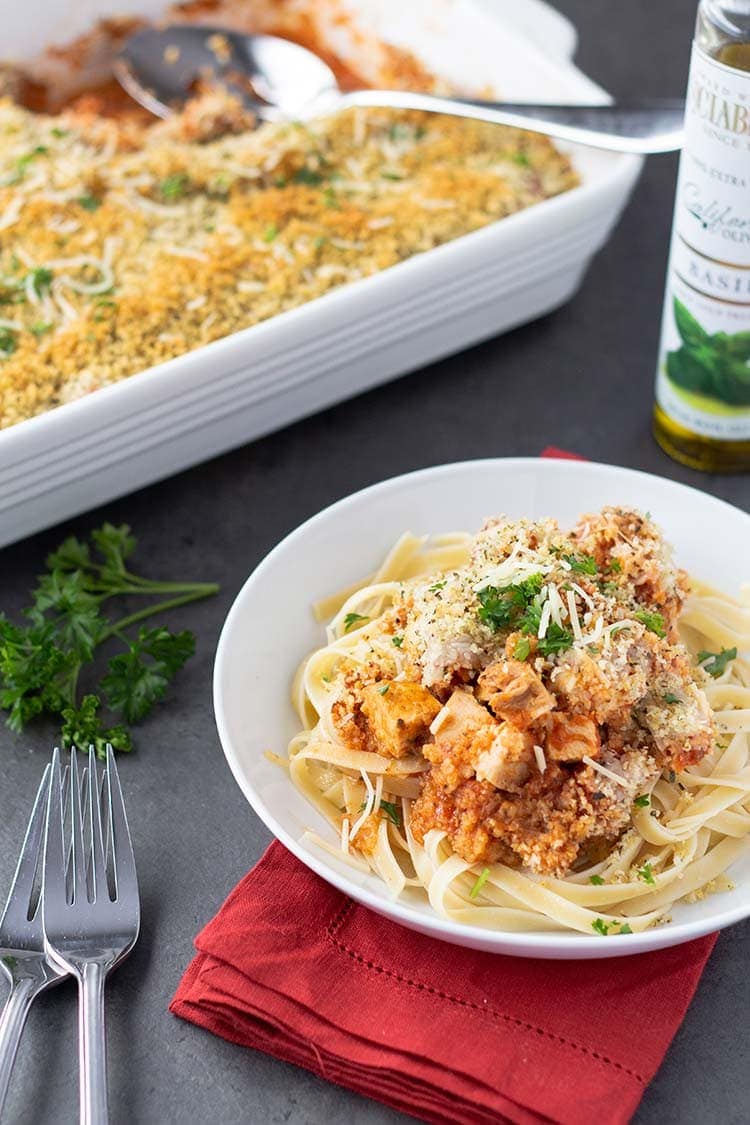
[656,45,750,439]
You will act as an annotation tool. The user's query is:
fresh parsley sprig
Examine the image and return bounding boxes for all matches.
[0,523,218,756]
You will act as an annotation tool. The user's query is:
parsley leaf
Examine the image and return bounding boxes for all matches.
[428,580,447,593]
[589,874,605,885]
[292,167,324,185]
[378,800,401,827]
[637,863,656,885]
[634,609,666,638]
[470,867,490,900]
[0,326,17,356]
[537,623,574,657]
[663,692,681,704]
[61,694,132,757]
[391,635,403,648]
[160,172,189,202]
[591,918,611,936]
[344,612,369,632]
[477,573,543,633]
[78,194,101,211]
[513,636,531,661]
[28,569,105,661]
[101,627,194,723]
[698,647,737,678]
[262,222,279,242]
[563,552,597,576]
[634,794,650,808]
[27,267,53,297]
[619,924,633,935]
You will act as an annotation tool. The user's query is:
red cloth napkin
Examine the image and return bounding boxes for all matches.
[171,449,718,1124]
[171,842,715,1125]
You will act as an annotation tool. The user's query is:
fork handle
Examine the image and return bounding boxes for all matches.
[0,976,38,1118]
[79,963,108,1125]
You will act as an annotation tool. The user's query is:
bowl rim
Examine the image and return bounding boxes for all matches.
[213,457,750,957]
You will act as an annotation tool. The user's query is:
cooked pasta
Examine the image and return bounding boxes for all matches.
[280,511,750,937]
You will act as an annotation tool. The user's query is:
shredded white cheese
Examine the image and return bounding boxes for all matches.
[582,756,630,787]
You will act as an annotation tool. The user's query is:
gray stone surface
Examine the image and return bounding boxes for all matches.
[1,1,749,1121]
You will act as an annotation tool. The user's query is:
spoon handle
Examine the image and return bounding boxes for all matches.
[335,90,684,154]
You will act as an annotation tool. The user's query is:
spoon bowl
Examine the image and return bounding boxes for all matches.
[115,25,339,121]
[116,24,685,153]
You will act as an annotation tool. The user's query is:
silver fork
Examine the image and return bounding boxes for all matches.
[0,764,69,1118]
[43,747,140,1125]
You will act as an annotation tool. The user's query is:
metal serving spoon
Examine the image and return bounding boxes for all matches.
[115,25,685,154]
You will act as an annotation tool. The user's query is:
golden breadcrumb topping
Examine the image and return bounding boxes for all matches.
[0,93,578,428]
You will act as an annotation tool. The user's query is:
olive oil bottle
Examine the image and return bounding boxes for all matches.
[653,1,750,471]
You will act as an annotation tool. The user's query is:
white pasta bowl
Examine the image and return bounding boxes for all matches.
[213,458,750,958]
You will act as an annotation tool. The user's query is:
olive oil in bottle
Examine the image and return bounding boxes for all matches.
[653,1,750,471]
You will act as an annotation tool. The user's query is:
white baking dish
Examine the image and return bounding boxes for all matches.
[0,0,642,547]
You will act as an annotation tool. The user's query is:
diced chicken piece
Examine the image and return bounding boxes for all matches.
[571,506,688,635]
[546,713,600,762]
[430,689,495,747]
[360,681,440,759]
[553,646,649,727]
[637,681,715,769]
[476,659,555,728]
[476,725,535,792]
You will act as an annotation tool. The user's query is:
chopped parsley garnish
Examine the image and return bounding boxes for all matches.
[51,127,69,139]
[30,321,53,338]
[634,794,650,808]
[27,267,53,298]
[537,623,574,657]
[663,693,681,704]
[343,612,369,632]
[160,172,189,202]
[478,574,573,656]
[0,327,17,356]
[512,151,530,167]
[698,647,737,679]
[589,874,605,885]
[607,559,623,574]
[634,609,666,638]
[428,580,447,593]
[477,573,543,632]
[619,924,633,935]
[599,581,619,596]
[513,636,532,661]
[379,800,401,827]
[78,194,101,212]
[262,223,279,242]
[377,684,390,696]
[637,863,656,885]
[470,867,490,899]
[381,171,403,181]
[10,145,48,182]
[563,552,597,576]
[322,186,339,209]
[292,167,324,186]
[391,636,403,648]
[591,918,611,936]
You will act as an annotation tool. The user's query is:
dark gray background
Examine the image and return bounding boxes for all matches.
[2,1,749,1122]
